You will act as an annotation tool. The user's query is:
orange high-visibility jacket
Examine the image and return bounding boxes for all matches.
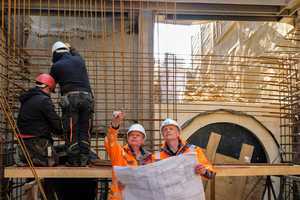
[104,125,154,200]
[154,137,217,180]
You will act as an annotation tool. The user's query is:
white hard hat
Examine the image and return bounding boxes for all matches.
[160,119,181,134]
[127,124,146,139]
[52,41,69,54]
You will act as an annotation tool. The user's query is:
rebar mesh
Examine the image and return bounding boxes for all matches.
[0,0,299,199]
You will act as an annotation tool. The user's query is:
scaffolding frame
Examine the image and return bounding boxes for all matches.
[1,0,300,199]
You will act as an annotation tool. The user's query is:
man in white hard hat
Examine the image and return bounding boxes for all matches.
[104,108,154,200]
[154,119,217,180]
[50,41,94,167]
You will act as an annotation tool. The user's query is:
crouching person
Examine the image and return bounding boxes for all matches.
[14,74,64,167]
[104,108,154,200]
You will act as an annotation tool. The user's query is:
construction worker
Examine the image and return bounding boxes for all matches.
[50,41,94,167]
[104,108,154,200]
[117,118,216,193]
[155,119,217,180]
[14,74,64,167]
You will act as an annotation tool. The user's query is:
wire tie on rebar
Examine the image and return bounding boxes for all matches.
[278,148,285,155]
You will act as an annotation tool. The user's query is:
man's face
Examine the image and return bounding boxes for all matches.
[162,124,180,141]
[43,86,52,95]
[127,131,145,148]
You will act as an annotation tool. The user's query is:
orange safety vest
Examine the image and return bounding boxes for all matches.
[104,125,154,200]
[154,137,217,180]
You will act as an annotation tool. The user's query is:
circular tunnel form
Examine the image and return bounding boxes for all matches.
[187,122,268,163]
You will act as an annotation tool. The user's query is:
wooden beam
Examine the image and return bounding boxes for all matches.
[229,144,254,200]
[4,166,112,178]
[215,165,300,176]
[204,132,221,164]
[203,132,221,188]
[5,164,300,178]
[203,132,221,199]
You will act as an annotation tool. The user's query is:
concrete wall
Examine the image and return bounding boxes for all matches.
[25,11,154,142]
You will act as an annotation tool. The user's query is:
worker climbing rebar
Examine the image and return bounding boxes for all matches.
[50,41,94,167]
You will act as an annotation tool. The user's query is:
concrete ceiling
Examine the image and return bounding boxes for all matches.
[155,0,300,24]
[4,0,300,24]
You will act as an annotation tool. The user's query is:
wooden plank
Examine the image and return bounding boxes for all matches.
[242,175,265,200]
[202,149,239,164]
[229,144,254,200]
[203,132,221,199]
[204,132,221,164]
[216,165,300,176]
[205,144,248,200]
[5,164,300,178]
[204,144,264,200]
[4,166,112,178]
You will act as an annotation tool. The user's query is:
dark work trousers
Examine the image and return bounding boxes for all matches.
[14,137,58,167]
[60,92,94,164]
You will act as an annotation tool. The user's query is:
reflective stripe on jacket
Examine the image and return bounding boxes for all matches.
[154,137,217,180]
[104,125,154,200]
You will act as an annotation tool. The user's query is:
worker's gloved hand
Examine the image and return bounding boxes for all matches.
[65,43,71,48]
[57,133,66,141]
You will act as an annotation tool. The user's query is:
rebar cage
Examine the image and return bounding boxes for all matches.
[1,0,300,199]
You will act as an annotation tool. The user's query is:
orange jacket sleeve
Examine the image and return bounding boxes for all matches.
[104,125,122,166]
[195,146,217,180]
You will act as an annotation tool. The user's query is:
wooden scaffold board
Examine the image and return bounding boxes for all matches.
[5,164,300,178]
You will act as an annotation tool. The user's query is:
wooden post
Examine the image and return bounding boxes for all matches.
[228,143,254,200]
[203,132,221,200]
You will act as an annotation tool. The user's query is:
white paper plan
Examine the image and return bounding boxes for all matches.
[114,152,205,200]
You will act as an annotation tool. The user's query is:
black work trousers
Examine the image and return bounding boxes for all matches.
[14,137,58,167]
[60,92,94,164]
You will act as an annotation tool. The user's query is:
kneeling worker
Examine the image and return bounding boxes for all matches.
[155,119,217,180]
[14,74,65,167]
[104,108,154,200]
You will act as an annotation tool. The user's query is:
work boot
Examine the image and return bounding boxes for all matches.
[65,161,78,167]
[65,155,80,167]
[79,161,86,167]
[80,153,89,167]
[65,160,79,167]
